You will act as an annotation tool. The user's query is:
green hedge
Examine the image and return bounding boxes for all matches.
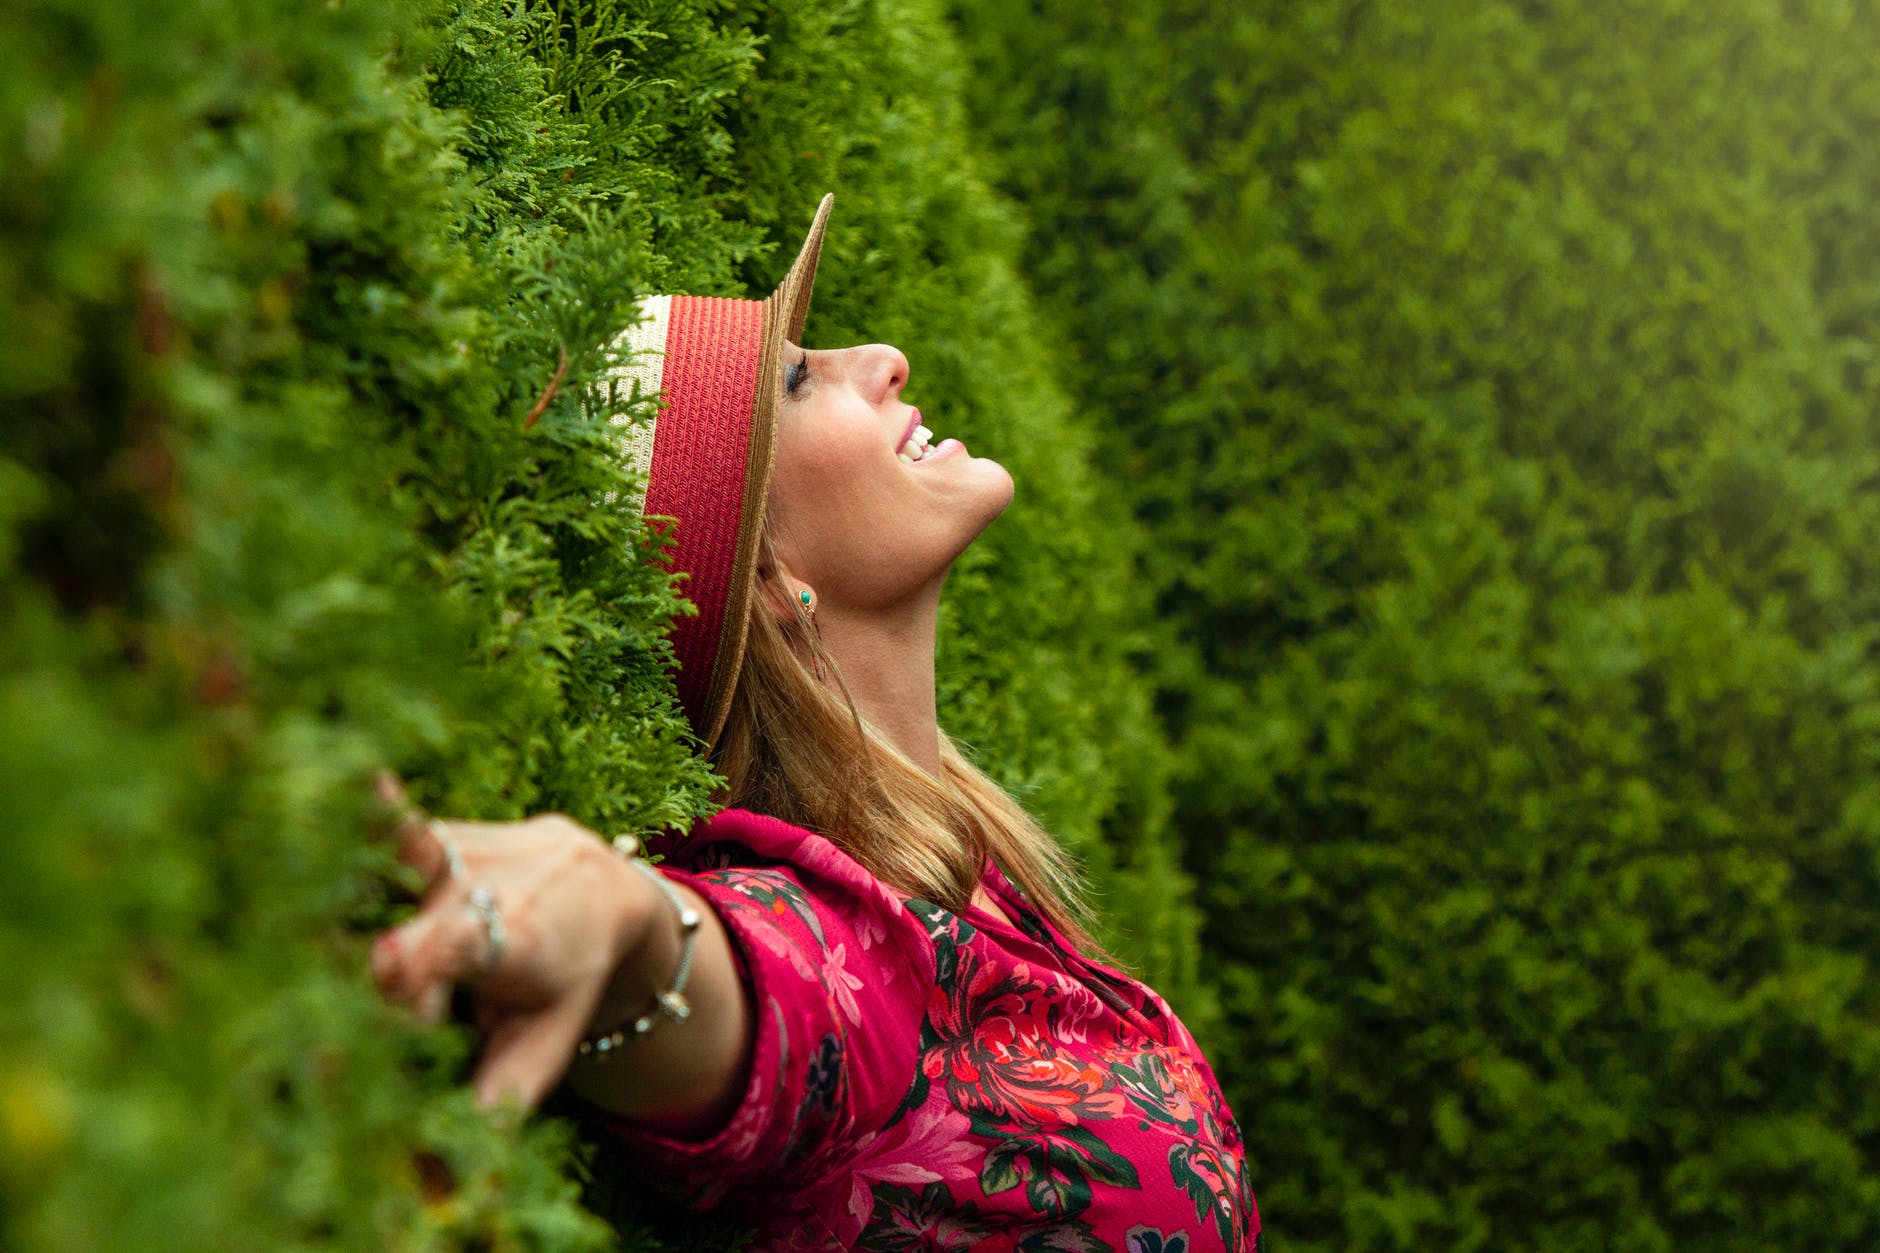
[949,0,1880,1248]
[1,0,1196,1247]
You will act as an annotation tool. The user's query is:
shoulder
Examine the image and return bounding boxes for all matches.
[656,807,939,987]
[661,809,906,899]
[658,807,862,874]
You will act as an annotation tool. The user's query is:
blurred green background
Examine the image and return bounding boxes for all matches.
[4,0,1877,1248]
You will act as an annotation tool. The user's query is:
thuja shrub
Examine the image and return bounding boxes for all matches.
[950,0,1880,1248]
[3,0,1193,1248]
[0,0,721,1245]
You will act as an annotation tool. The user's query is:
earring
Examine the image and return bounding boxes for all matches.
[796,588,824,677]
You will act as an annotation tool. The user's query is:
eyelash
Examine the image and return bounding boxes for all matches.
[784,354,810,397]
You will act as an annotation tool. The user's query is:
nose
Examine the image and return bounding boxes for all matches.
[852,343,909,404]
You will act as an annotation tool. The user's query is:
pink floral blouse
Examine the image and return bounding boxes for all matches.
[603,809,1263,1252]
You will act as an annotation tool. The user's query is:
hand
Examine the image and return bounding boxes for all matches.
[369,773,643,1110]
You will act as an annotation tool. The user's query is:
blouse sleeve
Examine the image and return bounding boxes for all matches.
[593,815,937,1209]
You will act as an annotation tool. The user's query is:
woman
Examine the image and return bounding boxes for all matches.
[371,196,1263,1250]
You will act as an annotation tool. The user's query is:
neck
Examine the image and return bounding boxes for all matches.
[813,583,945,777]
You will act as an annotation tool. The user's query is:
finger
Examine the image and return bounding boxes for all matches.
[373,769,406,812]
[371,929,460,1024]
[396,814,457,894]
[371,772,470,895]
[372,771,430,853]
[374,887,491,1001]
[473,995,599,1111]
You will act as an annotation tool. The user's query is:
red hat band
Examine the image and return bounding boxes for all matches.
[606,293,778,746]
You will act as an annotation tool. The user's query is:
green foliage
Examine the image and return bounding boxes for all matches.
[2,0,1192,1247]
[0,0,727,1244]
[949,0,1880,1248]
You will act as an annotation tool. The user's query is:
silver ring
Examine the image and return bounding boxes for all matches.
[429,820,465,881]
[467,884,505,976]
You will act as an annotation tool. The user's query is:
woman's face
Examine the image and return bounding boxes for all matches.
[768,342,1014,612]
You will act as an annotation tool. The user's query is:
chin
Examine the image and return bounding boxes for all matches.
[920,462,1015,582]
[967,456,1017,523]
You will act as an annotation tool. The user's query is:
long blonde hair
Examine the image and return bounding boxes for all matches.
[712,534,1106,959]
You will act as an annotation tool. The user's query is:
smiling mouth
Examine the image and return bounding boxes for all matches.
[897,420,937,463]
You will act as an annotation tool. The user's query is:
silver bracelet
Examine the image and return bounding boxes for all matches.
[576,840,702,1058]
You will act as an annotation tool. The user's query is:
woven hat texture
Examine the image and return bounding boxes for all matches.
[599,195,834,746]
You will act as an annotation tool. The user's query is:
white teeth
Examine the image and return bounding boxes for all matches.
[899,424,937,462]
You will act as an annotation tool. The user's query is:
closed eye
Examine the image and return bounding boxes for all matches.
[784,353,811,398]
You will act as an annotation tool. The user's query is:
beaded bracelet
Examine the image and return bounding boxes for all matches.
[575,836,702,1059]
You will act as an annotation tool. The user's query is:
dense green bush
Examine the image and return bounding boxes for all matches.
[2,0,715,1245]
[949,0,1880,1248]
[1,0,1195,1247]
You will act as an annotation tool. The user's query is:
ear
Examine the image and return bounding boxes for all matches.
[758,558,815,624]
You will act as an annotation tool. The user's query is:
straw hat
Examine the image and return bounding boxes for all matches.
[599,194,834,747]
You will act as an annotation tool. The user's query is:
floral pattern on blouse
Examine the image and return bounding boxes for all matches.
[600,809,1261,1251]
